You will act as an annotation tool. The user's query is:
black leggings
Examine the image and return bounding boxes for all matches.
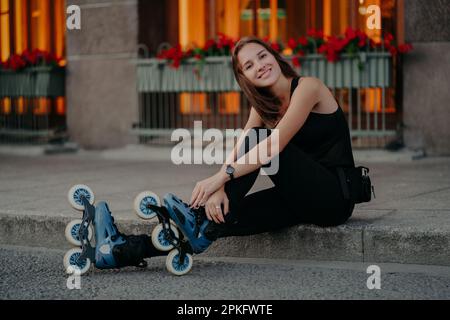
[220,127,354,238]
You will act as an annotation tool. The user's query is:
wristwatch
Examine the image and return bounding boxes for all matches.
[225,164,235,180]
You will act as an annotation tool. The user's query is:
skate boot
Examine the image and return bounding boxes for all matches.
[162,193,214,253]
[133,191,238,275]
[63,185,156,275]
[133,191,222,275]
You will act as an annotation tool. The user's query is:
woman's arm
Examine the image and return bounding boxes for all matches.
[189,107,264,208]
[220,77,321,181]
[189,77,322,208]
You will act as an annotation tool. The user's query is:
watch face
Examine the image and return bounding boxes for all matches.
[226,166,234,174]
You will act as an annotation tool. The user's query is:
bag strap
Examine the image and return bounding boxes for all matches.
[336,167,350,200]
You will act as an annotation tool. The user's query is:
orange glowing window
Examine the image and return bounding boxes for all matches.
[0,0,10,62]
[0,0,66,117]
[0,0,65,62]
[179,0,246,116]
[177,0,399,117]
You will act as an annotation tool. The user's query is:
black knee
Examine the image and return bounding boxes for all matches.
[237,127,273,160]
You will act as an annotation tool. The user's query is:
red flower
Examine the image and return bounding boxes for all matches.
[326,36,346,53]
[358,38,366,48]
[307,28,321,38]
[292,56,300,67]
[288,38,297,50]
[316,30,324,39]
[203,39,216,51]
[389,46,397,56]
[371,40,380,49]
[298,36,308,47]
[172,59,180,69]
[384,33,394,42]
[6,54,26,71]
[22,50,37,65]
[398,43,413,54]
[217,33,235,51]
[307,29,314,37]
[318,44,328,54]
[344,27,358,40]
[326,51,339,62]
[384,39,392,49]
[157,44,186,69]
[271,42,280,52]
[357,31,368,48]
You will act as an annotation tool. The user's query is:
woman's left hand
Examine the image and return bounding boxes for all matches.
[189,171,228,209]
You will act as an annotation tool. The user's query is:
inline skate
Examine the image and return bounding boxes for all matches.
[133,191,221,276]
[63,185,155,275]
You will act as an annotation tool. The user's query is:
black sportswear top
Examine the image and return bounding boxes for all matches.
[287,76,355,169]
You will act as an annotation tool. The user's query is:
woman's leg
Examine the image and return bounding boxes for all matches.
[220,186,301,237]
[219,128,354,238]
[221,127,270,223]
[266,142,354,226]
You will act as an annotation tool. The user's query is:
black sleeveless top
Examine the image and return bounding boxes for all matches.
[288,76,355,169]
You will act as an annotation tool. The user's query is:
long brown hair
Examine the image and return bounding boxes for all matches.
[231,36,299,128]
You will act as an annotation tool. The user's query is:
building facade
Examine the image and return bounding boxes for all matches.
[1,0,449,155]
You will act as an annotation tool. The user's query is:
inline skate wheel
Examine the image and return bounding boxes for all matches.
[166,249,193,276]
[68,184,95,211]
[151,222,180,251]
[63,248,91,275]
[134,191,161,220]
[65,219,94,247]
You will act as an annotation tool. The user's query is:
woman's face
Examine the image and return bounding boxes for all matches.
[238,43,281,87]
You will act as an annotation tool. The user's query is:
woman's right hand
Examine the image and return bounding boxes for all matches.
[204,186,230,224]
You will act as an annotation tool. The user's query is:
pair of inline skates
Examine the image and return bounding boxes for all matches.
[63,185,219,276]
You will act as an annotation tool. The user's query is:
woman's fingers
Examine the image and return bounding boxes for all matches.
[207,204,220,224]
[205,205,213,221]
[216,205,225,223]
[192,189,205,208]
[189,185,200,206]
[199,193,210,208]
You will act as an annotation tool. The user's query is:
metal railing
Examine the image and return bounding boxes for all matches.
[0,66,66,145]
[132,53,397,147]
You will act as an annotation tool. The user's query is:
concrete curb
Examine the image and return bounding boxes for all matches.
[0,144,426,163]
[1,213,448,266]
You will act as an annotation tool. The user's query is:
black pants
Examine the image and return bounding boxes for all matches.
[219,127,354,238]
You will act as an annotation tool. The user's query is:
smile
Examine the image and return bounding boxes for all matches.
[258,68,271,79]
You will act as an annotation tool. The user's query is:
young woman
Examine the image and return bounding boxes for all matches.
[93,36,356,269]
[188,36,356,240]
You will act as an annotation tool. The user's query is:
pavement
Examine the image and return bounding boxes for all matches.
[0,144,449,299]
[1,245,449,300]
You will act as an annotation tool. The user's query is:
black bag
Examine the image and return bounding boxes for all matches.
[337,166,375,204]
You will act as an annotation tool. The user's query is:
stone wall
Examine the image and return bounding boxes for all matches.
[403,0,450,155]
[66,0,139,149]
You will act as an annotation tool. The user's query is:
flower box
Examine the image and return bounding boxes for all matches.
[0,66,65,98]
[135,52,391,93]
[298,52,391,88]
[136,56,240,93]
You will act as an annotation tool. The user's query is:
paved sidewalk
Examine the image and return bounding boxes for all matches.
[2,245,449,300]
[0,146,449,266]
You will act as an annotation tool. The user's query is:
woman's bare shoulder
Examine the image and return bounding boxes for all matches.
[293,76,322,98]
[298,77,338,113]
